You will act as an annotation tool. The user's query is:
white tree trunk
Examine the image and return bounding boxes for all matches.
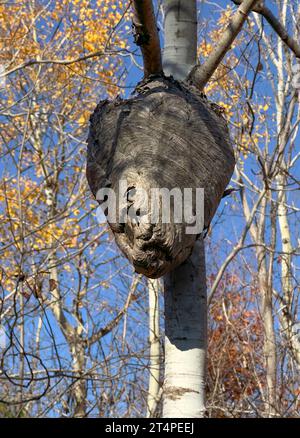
[162,0,207,418]
[163,0,197,79]
[163,239,207,417]
[147,279,161,417]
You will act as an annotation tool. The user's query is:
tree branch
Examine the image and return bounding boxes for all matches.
[208,188,266,305]
[88,276,140,345]
[188,0,260,90]
[132,0,163,77]
[231,0,300,58]
[0,50,129,79]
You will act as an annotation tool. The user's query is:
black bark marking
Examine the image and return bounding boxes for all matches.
[164,386,199,401]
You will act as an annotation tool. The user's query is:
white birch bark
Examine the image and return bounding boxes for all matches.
[274,3,300,367]
[147,278,161,417]
[163,0,197,79]
[163,239,207,417]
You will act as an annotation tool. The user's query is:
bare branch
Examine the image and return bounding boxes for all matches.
[132,0,163,77]
[0,49,128,79]
[232,0,300,58]
[88,276,140,345]
[188,0,260,90]
[208,188,266,305]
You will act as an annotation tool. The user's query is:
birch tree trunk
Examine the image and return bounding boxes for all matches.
[147,278,161,417]
[274,13,300,365]
[163,239,207,417]
[163,0,197,80]
[162,1,207,418]
[255,199,277,416]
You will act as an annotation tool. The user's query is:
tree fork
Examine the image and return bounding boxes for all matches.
[188,0,261,90]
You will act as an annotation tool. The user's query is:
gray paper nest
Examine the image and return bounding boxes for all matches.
[87,75,235,278]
